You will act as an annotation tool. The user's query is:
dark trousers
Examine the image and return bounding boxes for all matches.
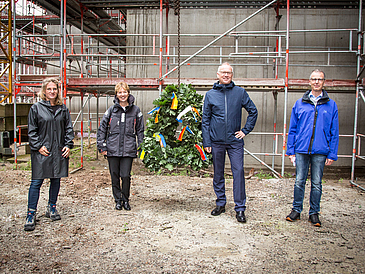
[212,143,246,212]
[107,157,133,203]
[27,178,61,211]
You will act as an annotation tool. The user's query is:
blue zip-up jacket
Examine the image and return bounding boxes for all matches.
[202,81,258,147]
[286,89,339,161]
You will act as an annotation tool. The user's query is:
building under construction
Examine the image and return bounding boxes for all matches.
[0,0,364,185]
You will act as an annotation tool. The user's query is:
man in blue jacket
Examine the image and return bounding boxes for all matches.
[286,69,339,227]
[202,62,258,223]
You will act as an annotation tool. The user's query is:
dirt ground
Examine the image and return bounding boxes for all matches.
[0,145,364,273]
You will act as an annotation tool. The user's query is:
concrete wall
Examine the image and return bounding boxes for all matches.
[68,8,364,170]
[126,9,359,79]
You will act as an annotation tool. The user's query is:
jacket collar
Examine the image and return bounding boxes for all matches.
[40,100,59,107]
[39,100,64,109]
[39,100,64,116]
[302,89,330,105]
[213,81,235,90]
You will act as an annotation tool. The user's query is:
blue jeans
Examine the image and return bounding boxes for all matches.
[292,153,326,215]
[27,178,61,211]
[212,143,246,212]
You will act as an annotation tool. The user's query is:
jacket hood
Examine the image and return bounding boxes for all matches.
[113,94,135,107]
[302,89,330,104]
[39,100,63,107]
[213,81,235,90]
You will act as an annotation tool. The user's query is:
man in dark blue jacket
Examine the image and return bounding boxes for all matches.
[286,69,339,227]
[202,62,258,223]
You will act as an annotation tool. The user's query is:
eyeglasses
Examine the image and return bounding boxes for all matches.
[310,78,325,82]
[219,71,233,75]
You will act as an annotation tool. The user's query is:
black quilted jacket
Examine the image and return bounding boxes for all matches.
[97,94,144,158]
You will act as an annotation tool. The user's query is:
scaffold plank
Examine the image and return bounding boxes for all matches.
[288,79,356,87]
[16,75,357,93]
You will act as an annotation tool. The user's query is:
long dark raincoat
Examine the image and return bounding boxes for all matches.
[28,100,74,179]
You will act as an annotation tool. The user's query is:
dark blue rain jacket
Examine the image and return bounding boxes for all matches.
[202,81,258,147]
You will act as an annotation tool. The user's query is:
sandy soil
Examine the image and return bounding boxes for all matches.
[0,153,364,273]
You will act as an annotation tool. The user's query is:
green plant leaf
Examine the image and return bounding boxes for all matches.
[140,84,212,172]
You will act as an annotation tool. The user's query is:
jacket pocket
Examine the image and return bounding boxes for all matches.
[323,129,330,150]
[106,133,119,154]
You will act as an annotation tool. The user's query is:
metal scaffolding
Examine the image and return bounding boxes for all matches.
[1,0,363,183]
[0,0,12,104]
[351,0,365,191]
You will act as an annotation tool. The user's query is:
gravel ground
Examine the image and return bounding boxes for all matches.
[0,158,364,273]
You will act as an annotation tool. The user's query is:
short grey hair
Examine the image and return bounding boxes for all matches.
[217,62,233,74]
[310,69,326,80]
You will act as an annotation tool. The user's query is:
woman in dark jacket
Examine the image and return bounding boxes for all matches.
[24,78,74,231]
[97,82,144,211]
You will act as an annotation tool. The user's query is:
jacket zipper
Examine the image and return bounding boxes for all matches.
[134,118,136,135]
[224,89,228,144]
[308,104,318,154]
[121,105,131,156]
[121,111,126,157]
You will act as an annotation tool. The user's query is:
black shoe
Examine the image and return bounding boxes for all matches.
[123,201,131,211]
[115,202,123,210]
[211,206,225,216]
[286,210,300,222]
[308,214,321,227]
[236,211,246,223]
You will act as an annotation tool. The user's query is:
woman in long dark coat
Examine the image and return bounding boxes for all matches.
[97,82,144,211]
[24,78,74,231]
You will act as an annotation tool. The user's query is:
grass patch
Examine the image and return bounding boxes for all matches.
[17,161,32,171]
[254,170,276,179]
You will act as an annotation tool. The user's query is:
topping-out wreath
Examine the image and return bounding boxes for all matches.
[139,84,212,172]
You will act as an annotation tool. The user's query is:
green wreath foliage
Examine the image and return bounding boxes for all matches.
[140,84,212,172]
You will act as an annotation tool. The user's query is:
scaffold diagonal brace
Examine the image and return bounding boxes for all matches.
[244,148,282,179]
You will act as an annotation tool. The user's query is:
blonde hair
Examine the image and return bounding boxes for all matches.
[39,77,63,105]
[115,82,130,95]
